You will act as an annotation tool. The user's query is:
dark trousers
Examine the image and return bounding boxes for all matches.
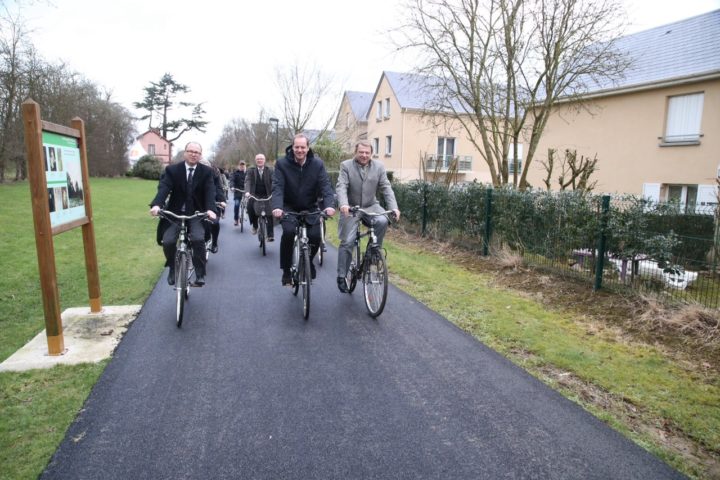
[234,197,242,221]
[204,219,220,246]
[279,218,320,270]
[162,217,207,276]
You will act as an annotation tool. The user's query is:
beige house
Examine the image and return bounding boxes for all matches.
[526,9,720,208]
[342,10,719,206]
[333,91,373,153]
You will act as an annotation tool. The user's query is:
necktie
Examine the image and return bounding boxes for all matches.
[185,167,195,213]
[258,168,263,179]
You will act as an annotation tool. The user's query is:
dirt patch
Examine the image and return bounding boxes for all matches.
[387,228,720,477]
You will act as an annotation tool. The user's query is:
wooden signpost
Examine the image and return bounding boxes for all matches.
[22,99,102,356]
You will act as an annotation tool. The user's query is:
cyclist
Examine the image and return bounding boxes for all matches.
[244,153,274,241]
[201,159,227,253]
[272,133,336,286]
[335,140,400,293]
[231,161,247,226]
[149,142,218,287]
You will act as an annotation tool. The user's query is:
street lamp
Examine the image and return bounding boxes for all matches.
[268,117,279,161]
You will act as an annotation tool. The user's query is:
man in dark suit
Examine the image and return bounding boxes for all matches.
[149,142,218,286]
[244,153,274,241]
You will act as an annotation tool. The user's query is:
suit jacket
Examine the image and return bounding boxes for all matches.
[336,158,398,211]
[244,166,273,198]
[150,161,218,215]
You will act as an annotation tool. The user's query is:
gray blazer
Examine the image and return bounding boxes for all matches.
[336,158,398,211]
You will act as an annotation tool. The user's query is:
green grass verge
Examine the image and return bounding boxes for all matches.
[0,178,161,479]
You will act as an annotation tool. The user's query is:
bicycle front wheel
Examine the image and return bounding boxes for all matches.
[292,237,300,296]
[239,201,245,232]
[346,244,359,293]
[300,247,311,320]
[175,251,188,328]
[259,218,266,256]
[363,249,388,318]
[318,218,325,266]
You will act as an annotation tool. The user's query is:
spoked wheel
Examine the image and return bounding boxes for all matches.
[292,240,300,296]
[346,248,359,293]
[239,203,245,232]
[363,249,388,318]
[318,218,325,266]
[259,218,266,256]
[175,252,188,328]
[300,248,311,320]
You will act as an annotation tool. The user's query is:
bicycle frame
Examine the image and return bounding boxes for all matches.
[248,194,272,256]
[284,210,324,320]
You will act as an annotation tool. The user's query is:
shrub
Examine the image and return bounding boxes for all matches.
[131,155,163,180]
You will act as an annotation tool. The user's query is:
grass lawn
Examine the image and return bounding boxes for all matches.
[1,179,717,479]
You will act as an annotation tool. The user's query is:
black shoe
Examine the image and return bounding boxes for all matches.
[167,269,175,286]
[194,274,205,287]
[311,263,317,279]
[282,270,292,286]
[337,277,348,293]
[210,244,218,254]
[268,237,274,242]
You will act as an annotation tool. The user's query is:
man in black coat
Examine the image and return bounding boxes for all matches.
[272,133,336,285]
[150,142,218,286]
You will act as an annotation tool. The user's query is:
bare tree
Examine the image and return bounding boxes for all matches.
[212,111,279,169]
[395,0,629,189]
[540,148,597,191]
[275,62,338,142]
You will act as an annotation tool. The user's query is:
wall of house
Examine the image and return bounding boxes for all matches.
[366,77,494,183]
[332,98,367,154]
[138,131,172,165]
[525,78,720,195]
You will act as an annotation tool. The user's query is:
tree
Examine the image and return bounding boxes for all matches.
[213,111,285,169]
[275,62,338,143]
[134,73,207,143]
[540,148,597,192]
[395,0,629,189]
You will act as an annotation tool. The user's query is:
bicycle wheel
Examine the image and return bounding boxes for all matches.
[175,251,188,328]
[292,238,300,296]
[318,218,325,266]
[239,201,245,232]
[363,249,388,318]
[346,244,359,293]
[300,247,311,320]
[259,217,266,256]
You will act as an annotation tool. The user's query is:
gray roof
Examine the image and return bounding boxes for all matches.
[345,91,373,122]
[381,71,468,113]
[590,9,720,93]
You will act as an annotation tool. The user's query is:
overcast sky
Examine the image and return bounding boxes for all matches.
[9,0,720,155]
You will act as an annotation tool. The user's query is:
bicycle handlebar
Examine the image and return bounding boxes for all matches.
[158,210,210,223]
[282,209,328,221]
[246,194,272,201]
[350,206,397,221]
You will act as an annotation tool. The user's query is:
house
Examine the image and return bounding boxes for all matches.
[345,10,719,202]
[127,139,148,169]
[524,9,720,206]
[363,71,491,183]
[333,91,373,152]
[135,129,173,166]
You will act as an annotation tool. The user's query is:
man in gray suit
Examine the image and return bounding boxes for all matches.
[335,140,401,293]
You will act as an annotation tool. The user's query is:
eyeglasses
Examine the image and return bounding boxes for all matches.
[185,150,201,155]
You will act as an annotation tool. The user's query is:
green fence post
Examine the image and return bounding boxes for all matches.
[594,195,610,290]
[483,188,493,256]
[421,182,428,237]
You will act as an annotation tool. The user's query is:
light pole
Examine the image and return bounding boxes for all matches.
[268,117,279,161]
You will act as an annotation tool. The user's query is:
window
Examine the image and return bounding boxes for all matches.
[376,101,382,121]
[437,137,455,168]
[372,137,379,156]
[385,135,392,156]
[148,144,156,155]
[384,98,391,118]
[663,92,704,144]
[507,144,523,174]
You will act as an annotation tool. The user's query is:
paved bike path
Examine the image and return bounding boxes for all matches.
[41,213,685,479]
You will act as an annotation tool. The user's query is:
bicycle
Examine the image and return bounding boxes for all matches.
[343,207,396,318]
[283,210,326,320]
[204,201,225,260]
[247,194,273,256]
[232,188,246,232]
[157,209,209,328]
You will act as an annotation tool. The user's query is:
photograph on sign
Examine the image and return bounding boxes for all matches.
[42,131,85,228]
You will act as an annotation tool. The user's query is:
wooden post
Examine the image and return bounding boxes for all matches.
[72,117,102,312]
[23,99,65,355]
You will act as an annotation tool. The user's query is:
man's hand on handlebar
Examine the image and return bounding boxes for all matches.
[207,210,217,221]
[324,207,336,217]
[272,208,283,218]
[150,205,161,217]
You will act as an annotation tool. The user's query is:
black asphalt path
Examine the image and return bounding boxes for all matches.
[41,208,685,479]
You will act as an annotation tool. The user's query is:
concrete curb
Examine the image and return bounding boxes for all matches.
[0,305,141,372]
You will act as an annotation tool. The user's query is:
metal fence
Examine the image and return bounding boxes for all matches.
[391,181,720,308]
